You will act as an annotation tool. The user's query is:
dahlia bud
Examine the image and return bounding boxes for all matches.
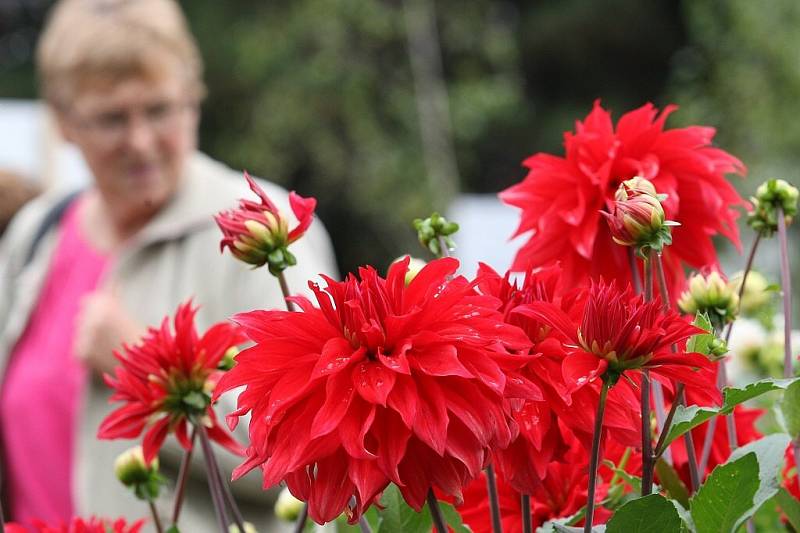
[391,255,428,285]
[228,523,258,533]
[677,271,739,328]
[218,345,240,371]
[603,178,676,257]
[747,178,799,237]
[413,212,459,257]
[216,172,317,275]
[730,270,773,317]
[274,487,304,522]
[114,446,164,501]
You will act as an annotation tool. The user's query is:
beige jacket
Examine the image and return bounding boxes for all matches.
[0,152,338,531]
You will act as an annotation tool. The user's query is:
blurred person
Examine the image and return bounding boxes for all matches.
[0,0,337,530]
[0,170,42,238]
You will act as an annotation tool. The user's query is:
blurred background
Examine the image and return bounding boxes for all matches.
[1,0,798,282]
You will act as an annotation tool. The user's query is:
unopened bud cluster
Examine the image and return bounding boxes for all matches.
[678,271,739,329]
[603,177,678,258]
[747,178,799,237]
[413,213,459,258]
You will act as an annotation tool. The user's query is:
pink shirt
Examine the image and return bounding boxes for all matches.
[1,197,109,525]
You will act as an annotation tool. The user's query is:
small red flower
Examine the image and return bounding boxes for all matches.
[501,101,745,294]
[516,280,720,404]
[98,302,246,463]
[216,257,538,524]
[215,171,316,272]
[784,445,799,501]
[5,517,145,533]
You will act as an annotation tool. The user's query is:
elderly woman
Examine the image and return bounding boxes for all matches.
[0,0,337,529]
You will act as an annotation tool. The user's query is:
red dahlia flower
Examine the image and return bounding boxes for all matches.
[215,171,316,273]
[501,100,746,293]
[5,517,145,533]
[516,280,720,404]
[785,445,799,501]
[216,257,538,524]
[98,302,246,464]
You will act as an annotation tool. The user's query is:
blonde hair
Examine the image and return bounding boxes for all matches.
[37,0,206,109]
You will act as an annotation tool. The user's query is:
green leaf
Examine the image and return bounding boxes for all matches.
[606,494,683,532]
[377,484,432,533]
[775,488,800,530]
[654,458,690,509]
[687,312,715,354]
[165,527,180,533]
[690,452,760,533]
[661,377,798,449]
[439,502,471,533]
[779,380,800,439]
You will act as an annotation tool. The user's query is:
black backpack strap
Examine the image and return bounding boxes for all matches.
[23,190,83,267]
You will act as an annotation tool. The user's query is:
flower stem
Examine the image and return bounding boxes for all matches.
[521,494,532,533]
[628,247,642,295]
[640,370,653,496]
[149,500,165,533]
[201,426,246,532]
[277,271,297,312]
[437,235,450,258]
[171,427,197,526]
[643,254,653,301]
[485,463,503,533]
[585,378,610,533]
[293,504,309,533]
[777,207,794,378]
[197,424,231,533]
[427,489,448,533]
[359,515,373,533]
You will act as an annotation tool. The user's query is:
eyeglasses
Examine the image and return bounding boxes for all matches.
[69,99,196,147]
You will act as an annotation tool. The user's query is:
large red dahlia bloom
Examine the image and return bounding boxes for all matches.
[501,100,746,292]
[98,302,246,463]
[216,257,538,524]
[5,517,145,533]
[517,280,720,405]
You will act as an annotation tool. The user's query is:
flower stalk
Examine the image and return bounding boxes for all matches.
[292,505,309,533]
[777,206,794,378]
[584,378,610,533]
[171,427,197,526]
[197,423,233,533]
[149,500,164,533]
[485,463,503,533]
[521,494,532,533]
[427,489,448,533]
[277,270,297,312]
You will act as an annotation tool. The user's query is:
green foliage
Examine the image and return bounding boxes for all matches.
[605,494,683,532]
[779,376,800,439]
[372,484,468,533]
[654,458,690,509]
[775,488,800,530]
[661,377,798,450]
[690,453,759,533]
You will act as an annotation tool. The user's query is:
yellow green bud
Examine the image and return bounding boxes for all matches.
[274,487,304,522]
[678,271,739,328]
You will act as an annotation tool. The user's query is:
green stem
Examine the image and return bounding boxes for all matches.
[485,463,503,533]
[584,379,610,533]
[359,515,373,533]
[777,207,794,378]
[628,247,642,295]
[197,424,231,533]
[437,235,450,258]
[640,370,653,496]
[293,504,309,533]
[427,489,448,533]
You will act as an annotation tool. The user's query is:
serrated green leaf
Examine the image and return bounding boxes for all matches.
[439,502,471,532]
[606,494,682,532]
[661,377,798,449]
[654,458,690,508]
[690,453,759,533]
[377,484,432,533]
[775,488,800,530]
[165,527,180,533]
[780,380,800,439]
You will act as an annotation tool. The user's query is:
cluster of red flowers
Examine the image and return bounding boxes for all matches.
[89,101,795,530]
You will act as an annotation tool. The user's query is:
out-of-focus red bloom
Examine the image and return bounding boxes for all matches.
[784,445,799,500]
[454,429,613,532]
[5,517,145,533]
[98,302,246,464]
[517,280,720,407]
[501,101,746,293]
[215,171,316,271]
[216,257,538,524]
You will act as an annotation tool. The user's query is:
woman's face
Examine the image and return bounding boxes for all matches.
[58,72,199,221]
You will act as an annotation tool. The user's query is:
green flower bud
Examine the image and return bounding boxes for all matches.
[413,213,459,258]
[228,522,258,533]
[274,487,305,522]
[729,270,772,317]
[747,178,799,237]
[392,256,428,285]
[114,446,164,501]
[219,346,240,371]
[678,271,739,328]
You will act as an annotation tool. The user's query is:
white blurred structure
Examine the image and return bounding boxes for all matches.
[0,98,91,190]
